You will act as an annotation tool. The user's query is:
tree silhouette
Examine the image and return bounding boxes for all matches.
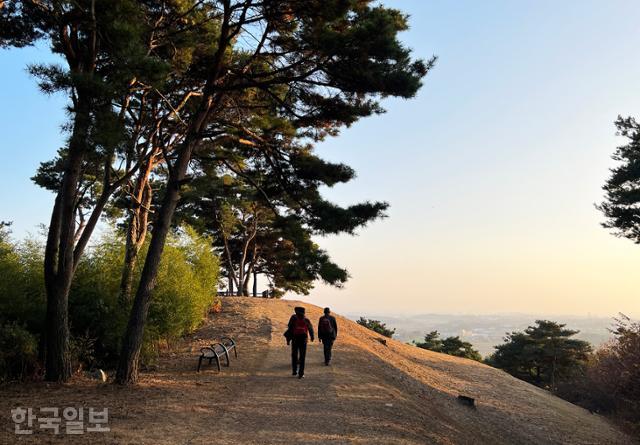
[598,116,640,243]
[414,331,482,361]
[487,320,591,390]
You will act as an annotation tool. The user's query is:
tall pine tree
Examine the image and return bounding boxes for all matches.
[2,0,172,381]
[116,0,432,384]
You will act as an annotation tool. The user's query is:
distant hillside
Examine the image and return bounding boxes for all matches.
[1,298,633,444]
[349,313,617,356]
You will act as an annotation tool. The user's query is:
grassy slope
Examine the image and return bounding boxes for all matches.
[0,297,634,444]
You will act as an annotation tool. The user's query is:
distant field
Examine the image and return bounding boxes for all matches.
[346,313,619,356]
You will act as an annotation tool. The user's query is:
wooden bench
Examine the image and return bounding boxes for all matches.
[197,343,229,372]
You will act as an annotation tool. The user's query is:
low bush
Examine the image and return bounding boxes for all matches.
[0,227,46,335]
[0,225,220,372]
[0,321,39,382]
[144,226,220,360]
[574,316,640,434]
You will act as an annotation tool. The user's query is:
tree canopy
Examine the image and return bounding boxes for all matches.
[414,330,482,361]
[357,317,396,338]
[598,116,640,243]
[178,133,387,296]
[487,320,592,390]
[3,0,431,384]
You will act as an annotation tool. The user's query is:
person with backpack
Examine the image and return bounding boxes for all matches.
[287,306,314,379]
[318,307,338,366]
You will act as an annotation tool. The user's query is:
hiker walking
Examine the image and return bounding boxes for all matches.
[318,307,338,366]
[287,306,314,379]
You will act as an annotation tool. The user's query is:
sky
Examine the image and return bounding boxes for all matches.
[1,1,640,318]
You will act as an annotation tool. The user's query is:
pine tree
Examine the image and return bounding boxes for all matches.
[2,0,170,381]
[177,129,386,296]
[598,116,640,242]
[414,331,444,352]
[116,0,432,384]
[2,0,434,384]
[357,318,396,338]
[414,331,482,361]
[488,320,592,390]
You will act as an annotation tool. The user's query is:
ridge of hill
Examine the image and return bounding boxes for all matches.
[0,297,634,444]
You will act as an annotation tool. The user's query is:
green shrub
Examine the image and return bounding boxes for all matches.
[69,332,97,373]
[0,225,220,370]
[71,227,220,366]
[145,226,220,356]
[0,321,39,382]
[70,233,127,364]
[0,227,46,334]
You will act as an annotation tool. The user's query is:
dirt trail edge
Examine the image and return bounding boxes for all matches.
[0,297,634,445]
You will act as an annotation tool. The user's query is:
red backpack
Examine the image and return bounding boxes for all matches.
[319,317,334,336]
[292,316,308,336]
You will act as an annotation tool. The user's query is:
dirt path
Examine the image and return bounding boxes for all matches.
[0,297,635,445]
[209,299,438,444]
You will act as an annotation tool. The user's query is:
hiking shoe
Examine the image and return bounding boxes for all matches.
[292,371,297,376]
[298,374,304,379]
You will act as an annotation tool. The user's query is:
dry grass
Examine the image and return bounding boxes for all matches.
[0,297,634,444]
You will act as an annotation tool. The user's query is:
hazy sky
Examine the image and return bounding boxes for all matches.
[1,1,639,317]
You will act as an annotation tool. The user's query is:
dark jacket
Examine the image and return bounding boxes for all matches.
[287,315,315,341]
[318,315,338,340]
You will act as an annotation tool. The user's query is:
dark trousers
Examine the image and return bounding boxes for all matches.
[321,337,334,364]
[291,335,308,375]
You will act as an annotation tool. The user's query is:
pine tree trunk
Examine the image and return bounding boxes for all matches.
[118,164,154,305]
[115,138,196,384]
[253,271,257,297]
[43,97,91,382]
[238,265,245,296]
[119,218,139,305]
[116,10,230,383]
[44,279,72,381]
